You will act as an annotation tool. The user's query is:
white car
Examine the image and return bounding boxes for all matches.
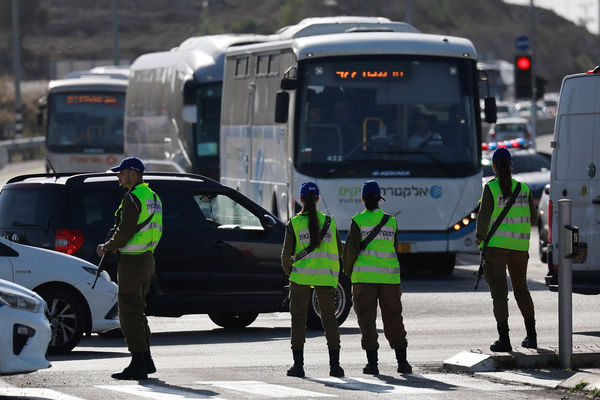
[0,278,51,375]
[0,236,119,353]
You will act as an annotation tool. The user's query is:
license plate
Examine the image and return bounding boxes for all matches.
[397,243,411,253]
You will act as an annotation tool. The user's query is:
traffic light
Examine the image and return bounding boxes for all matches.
[514,55,532,99]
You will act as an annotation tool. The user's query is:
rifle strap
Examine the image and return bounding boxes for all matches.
[135,194,157,233]
[481,182,522,254]
[293,216,331,263]
[359,214,391,251]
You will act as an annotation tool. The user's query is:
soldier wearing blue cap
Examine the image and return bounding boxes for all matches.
[281,182,344,378]
[96,156,163,379]
[343,180,412,374]
[476,147,538,352]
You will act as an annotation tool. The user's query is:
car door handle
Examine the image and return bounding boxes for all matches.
[592,198,600,204]
[215,240,227,248]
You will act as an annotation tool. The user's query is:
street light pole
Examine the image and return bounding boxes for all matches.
[113,0,120,65]
[11,0,23,139]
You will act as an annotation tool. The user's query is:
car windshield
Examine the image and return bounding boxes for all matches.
[295,55,479,178]
[482,151,550,177]
[496,123,526,132]
[47,92,125,154]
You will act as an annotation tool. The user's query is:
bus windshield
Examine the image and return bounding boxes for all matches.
[295,56,479,178]
[47,92,125,154]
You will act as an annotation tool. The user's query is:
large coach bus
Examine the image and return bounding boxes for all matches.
[124,34,267,180]
[39,67,129,173]
[220,17,496,274]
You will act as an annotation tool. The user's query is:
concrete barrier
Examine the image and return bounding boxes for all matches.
[0,136,45,167]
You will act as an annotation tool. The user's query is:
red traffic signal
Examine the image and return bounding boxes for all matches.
[516,56,531,70]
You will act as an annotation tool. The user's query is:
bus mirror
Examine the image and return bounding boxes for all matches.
[484,96,497,124]
[275,91,289,123]
[36,111,44,126]
[280,78,297,91]
[182,105,197,123]
[182,79,198,105]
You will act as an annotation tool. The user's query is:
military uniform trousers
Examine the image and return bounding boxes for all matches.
[117,251,155,353]
[483,247,535,324]
[289,281,340,351]
[352,282,407,351]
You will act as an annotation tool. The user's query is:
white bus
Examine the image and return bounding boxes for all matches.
[39,67,129,173]
[124,34,267,180]
[220,17,496,274]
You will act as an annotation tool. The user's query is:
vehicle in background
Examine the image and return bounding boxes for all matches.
[488,117,534,148]
[220,16,497,275]
[546,67,600,294]
[537,183,550,263]
[0,279,51,375]
[38,67,129,173]
[514,100,552,119]
[124,34,267,180]
[481,148,550,206]
[0,172,352,330]
[0,235,118,353]
[543,92,560,116]
[496,100,518,119]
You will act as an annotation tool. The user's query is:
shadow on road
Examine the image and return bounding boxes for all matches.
[308,373,457,394]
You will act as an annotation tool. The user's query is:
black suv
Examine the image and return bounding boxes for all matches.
[0,172,351,329]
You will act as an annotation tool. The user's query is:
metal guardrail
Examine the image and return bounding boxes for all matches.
[0,136,45,167]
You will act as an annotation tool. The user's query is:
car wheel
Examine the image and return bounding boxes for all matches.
[38,287,86,354]
[208,312,259,329]
[307,274,352,330]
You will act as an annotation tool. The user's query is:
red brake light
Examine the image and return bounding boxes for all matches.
[55,229,84,255]
[548,200,553,243]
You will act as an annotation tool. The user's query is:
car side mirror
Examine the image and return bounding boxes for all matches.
[262,214,277,231]
[484,97,497,124]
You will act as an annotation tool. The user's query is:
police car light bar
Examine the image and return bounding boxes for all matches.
[482,138,527,151]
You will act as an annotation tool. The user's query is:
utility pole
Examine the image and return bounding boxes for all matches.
[11,0,23,139]
[530,0,537,138]
[113,0,120,65]
[405,0,413,25]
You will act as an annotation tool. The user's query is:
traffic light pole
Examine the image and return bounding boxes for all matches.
[530,0,537,138]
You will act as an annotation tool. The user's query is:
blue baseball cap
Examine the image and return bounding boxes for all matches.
[492,148,512,164]
[299,182,319,198]
[362,180,386,201]
[110,156,145,173]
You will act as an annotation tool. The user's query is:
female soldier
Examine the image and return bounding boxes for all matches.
[281,182,344,378]
[476,147,538,352]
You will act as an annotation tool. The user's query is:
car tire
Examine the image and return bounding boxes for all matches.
[38,287,86,354]
[306,274,352,330]
[208,312,259,329]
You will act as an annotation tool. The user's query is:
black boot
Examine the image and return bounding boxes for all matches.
[111,353,148,380]
[521,318,537,349]
[145,340,156,374]
[328,348,344,377]
[395,348,413,374]
[363,350,379,375]
[287,350,305,377]
[490,321,512,352]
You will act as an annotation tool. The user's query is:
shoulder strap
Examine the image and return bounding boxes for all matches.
[293,215,331,263]
[481,182,522,252]
[135,194,157,233]
[359,213,391,250]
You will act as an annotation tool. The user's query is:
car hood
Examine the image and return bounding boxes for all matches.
[0,278,43,301]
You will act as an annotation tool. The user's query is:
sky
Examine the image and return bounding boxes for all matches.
[504,0,599,34]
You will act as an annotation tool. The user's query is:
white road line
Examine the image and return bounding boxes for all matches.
[196,380,337,398]
[96,384,228,399]
[0,388,84,400]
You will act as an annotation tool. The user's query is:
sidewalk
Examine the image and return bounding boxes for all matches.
[443,345,600,394]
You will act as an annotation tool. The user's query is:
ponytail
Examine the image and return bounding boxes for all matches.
[302,192,321,248]
[496,157,512,198]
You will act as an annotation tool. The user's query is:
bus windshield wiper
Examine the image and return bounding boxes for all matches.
[12,221,41,228]
[399,150,456,178]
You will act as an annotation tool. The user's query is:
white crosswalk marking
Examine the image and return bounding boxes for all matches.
[96,384,228,399]
[0,388,84,400]
[196,380,337,398]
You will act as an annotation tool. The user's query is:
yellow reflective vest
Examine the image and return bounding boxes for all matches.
[351,209,401,284]
[117,183,163,254]
[290,211,340,288]
[480,178,531,252]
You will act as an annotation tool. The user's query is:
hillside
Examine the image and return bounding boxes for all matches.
[1,0,599,92]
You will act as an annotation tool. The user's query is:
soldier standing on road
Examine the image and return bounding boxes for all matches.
[281,182,345,378]
[476,147,538,352]
[96,156,163,380]
[343,180,412,375]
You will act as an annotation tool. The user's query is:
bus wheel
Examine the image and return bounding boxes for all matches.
[307,274,352,330]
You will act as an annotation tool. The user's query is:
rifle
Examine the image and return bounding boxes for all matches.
[91,227,116,290]
[473,183,522,290]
